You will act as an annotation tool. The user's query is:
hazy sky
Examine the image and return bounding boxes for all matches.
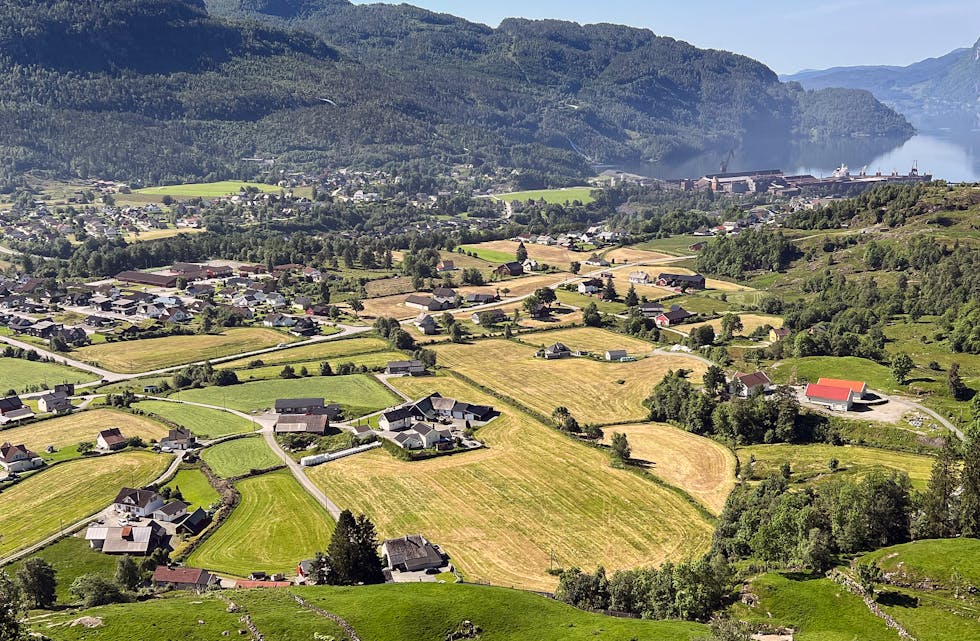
[352,0,980,74]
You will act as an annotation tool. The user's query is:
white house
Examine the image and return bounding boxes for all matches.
[112,487,165,518]
[0,442,44,473]
[379,406,414,431]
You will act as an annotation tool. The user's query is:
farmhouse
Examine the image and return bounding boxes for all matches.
[816,378,868,399]
[638,302,664,318]
[263,313,296,328]
[495,262,524,277]
[414,393,493,421]
[291,317,318,336]
[543,342,573,359]
[804,383,854,411]
[436,259,455,272]
[97,428,128,451]
[115,271,178,288]
[392,431,424,450]
[414,313,439,335]
[628,271,651,285]
[152,500,189,523]
[176,508,211,536]
[656,273,706,290]
[275,398,326,415]
[731,371,772,397]
[151,566,215,590]
[38,390,72,414]
[769,327,791,342]
[160,427,197,451]
[577,279,602,295]
[379,406,415,431]
[0,442,44,473]
[381,534,444,572]
[85,521,170,555]
[0,396,34,423]
[605,349,628,361]
[471,308,507,325]
[466,292,499,304]
[655,306,696,327]
[386,360,426,376]
[113,487,165,518]
[274,414,330,435]
[404,294,451,312]
[583,255,610,267]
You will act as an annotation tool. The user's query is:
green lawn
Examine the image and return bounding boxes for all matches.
[459,244,519,264]
[200,437,281,478]
[187,471,332,577]
[7,536,116,604]
[555,289,628,315]
[232,351,405,382]
[33,583,707,641]
[133,400,257,438]
[135,181,281,197]
[863,539,980,587]
[164,468,220,510]
[0,357,96,393]
[734,572,901,641]
[175,374,401,418]
[496,186,595,204]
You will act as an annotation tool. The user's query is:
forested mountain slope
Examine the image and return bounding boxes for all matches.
[0,0,911,187]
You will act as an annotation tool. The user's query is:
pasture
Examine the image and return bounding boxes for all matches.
[770,356,897,390]
[602,247,672,263]
[462,240,579,269]
[201,437,281,478]
[175,374,400,417]
[164,468,220,509]
[359,293,421,320]
[738,443,934,489]
[124,227,206,243]
[218,336,389,369]
[632,235,704,256]
[0,451,171,557]
[133,400,257,438]
[233,351,405,381]
[0,357,96,393]
[604,422,737,514]
[461,272,568,298]
[681,313,784,337]
[495,187,595,204]
[7,537,116,604]
[554,289,629,314]
[75,328,292,373]
[432,339,708,424]
[187,471,332,577]
[522,326,655,355]
[0,409,169,460]
[135,181,281,197]
[309,375,714,591]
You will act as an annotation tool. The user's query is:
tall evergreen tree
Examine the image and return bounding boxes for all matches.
[920,439,960,538]
[16,558,56,609]
[960,425,980,537]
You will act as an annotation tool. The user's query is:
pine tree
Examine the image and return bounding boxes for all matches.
[624,285,638,307]
[326,510,358,585]
[921,439,960,538]
[960,425,980,537]
[946,362,968,400]
[115,556,141,591]
[515,242,528,263]
[603,277,617,301]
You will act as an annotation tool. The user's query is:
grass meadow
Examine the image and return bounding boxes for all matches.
[0,357,97,393]
[135,181,281,197]
[133,400,257,438]
[200,437,281,478]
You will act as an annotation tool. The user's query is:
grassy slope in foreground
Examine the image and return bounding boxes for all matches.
[0,451,171,557]
[133,400,257,438]
[308,375,714,592]
[7,537,116,604]
[175,373,401,416]
[34,583,706,641]
[0,357,96,393]
[200,436,281,478]
[73,328,291,373]
[863,538,980,588]
[186,470,332,577]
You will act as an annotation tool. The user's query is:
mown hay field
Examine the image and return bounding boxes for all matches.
[0,451,172,557]
[462,240,579,270]
[133,401,256,438]
[602,247,673,263]
[0,409,168,455]
[0,357,97,393]
[75,328,292,373]
[309,375,714,591]
[496,187,595,204]
[432,339,708,424]
[218,336,389,369]
[233,351,406,381]
[460,272,568,298]
[187,471,332,577]
[604,422,737,514]
[681,313,784,337]
[135,181,280,197]
[521,326,655,355]
[164,468,220,510]
[200,437,282,478]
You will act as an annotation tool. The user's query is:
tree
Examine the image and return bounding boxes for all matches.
[702,365,727,396]
[319,361,333,376]
[891,353,914,385]
[960,425,980,537]
[77,441,94,455]
[570,261,581,274]
[16,558,56,609]
[449,323,464,343]
[602,277,617,301]
[920,439,960,538]
[515,242,528,263]
[280,364,297,379]
[689,325,716,348]
[412,348,437,369]
[584,423,604,441]
[624,285,638,307]
[70,574,123,607]
[477,311,500,327]
[0,571,24,641]
[720,314,743,341]
[348,298,364,313]
[582,302,601,327]
[521,294,541,315]
[324,510,385,586]
[856,562,883,597]
[947,362,968,400]
[611,432,631,461]
[115,556,142,591]
[533,287,557,305]
[391,329,415,350]
[694,618,752,641]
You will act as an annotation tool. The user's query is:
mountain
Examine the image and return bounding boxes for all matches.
[782,38,980,130]
[0,0,912,187]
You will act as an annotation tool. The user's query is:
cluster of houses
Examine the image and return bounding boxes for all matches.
[85,485,210,555]
[803,378,869,412]
[511,225,625,249]
[378,393,494,451]
[405,287,460,313]
[0,200,174,244]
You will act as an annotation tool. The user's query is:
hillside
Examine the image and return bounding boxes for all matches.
[783,37,980,130]
[0,0,911,187]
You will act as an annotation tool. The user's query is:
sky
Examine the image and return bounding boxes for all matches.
[352,0,980,74]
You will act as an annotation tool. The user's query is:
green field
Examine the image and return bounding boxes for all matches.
[496,187,595,204]
[164,468,220,510]
[734,572,901,641]
[864,539,980,588]
[7,537,117,604]
[0,357,96,393]
[200,437,281,478]
[232,351,405,382]
[458,245,519,264]
[738,443,935,489]
[75,328,293,373]
[33,583,706,641]
[771,355,898,390]
[187,471,332,577]
[555,288,629,315]
[133,400,257,438]
[217,336,389,369]
[135,181,281,197]
[0,451,171,557]
[175,374,401,417]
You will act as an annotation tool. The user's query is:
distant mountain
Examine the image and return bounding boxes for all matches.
[782,38,980,130]
[0,0,913,186]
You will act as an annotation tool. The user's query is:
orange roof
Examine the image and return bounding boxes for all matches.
[816,378,866,393]
[805,383,853,402]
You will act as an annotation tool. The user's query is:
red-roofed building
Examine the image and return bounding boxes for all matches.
[804,383,854,411]
[151,566,215,590]
[816,378,868,399]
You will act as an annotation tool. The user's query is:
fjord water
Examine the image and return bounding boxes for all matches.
[631,129,980,183]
